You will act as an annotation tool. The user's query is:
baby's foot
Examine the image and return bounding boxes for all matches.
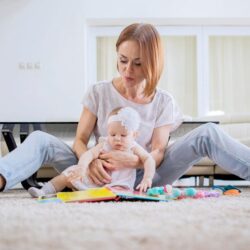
[28,182,56,198]
[28,187,46,198]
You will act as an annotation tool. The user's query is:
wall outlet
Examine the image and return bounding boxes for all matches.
[18,62,41,70]
[18,62,25,69]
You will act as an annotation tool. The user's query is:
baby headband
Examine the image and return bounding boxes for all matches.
[107,107,141,131]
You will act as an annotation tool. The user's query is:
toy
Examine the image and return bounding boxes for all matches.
[146,184,172,196]
[223,189,240,195]
[171,188,182,199]
[147,185,221,200]
[195,190,205,198]
[202,190,220,198]
[212,185,241,195]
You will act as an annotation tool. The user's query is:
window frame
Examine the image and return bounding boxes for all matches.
[86,25,250,117]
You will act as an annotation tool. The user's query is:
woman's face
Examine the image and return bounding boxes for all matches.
[117,40,145,88]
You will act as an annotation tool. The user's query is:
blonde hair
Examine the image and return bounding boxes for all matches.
[116,23,164,97]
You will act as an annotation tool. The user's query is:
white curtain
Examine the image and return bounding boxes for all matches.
[96,37,119,81]
[160,36,197,116]
[209,36,250,114]
[96,36,197,116]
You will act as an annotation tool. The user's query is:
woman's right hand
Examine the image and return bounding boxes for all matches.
[88,159,112,185]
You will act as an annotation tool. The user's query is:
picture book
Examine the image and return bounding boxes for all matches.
[37,187,168,203]
[56,187,118,202]
[113,189,168,202]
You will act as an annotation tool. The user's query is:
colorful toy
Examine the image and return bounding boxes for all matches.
[223,189,240,196]
[195,190,205,198]
[147,185,221,200]
[171,188,182,199]
[146,184,172,196]
[202,190,220,198]
[212,185,241,195]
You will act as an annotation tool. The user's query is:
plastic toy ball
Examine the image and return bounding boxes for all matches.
[184,188,197,197]
[204,191,220,197]
[195,191,205,198]
[146,187,164,196]
[172,188,182,199]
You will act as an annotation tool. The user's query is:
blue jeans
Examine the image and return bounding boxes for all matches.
[136,123,250,187]
[0,131,78,190]
[0,123,249,191]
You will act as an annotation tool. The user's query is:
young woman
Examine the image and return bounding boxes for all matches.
[0,23,249,191]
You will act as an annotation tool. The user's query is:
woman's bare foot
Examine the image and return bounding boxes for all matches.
[0,174,6,191]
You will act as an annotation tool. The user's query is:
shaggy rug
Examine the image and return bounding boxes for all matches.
[0,188,250,250]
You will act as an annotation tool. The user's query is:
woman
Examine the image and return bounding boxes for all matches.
[0,23,249,191]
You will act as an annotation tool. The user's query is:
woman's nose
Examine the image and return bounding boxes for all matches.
[125,62,133,73]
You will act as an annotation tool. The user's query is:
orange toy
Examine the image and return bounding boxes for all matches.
[223,189,241,195]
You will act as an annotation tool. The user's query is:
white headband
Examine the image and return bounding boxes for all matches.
[107,107,141,131]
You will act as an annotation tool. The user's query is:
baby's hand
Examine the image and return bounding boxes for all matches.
[136,177,152,193]
[67,166,86,183]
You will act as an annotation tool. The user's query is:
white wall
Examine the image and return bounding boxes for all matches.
[84,0,250,19]
[0,0,250,122]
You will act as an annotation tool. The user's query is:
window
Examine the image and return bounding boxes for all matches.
[86,25,250,117]
[209,36,250,114]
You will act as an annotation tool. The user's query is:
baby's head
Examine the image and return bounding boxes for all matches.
[107,107,140,150]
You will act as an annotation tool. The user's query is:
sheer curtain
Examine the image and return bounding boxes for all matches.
[160,36,197,117]
[96,37,119,81]
[96,36,197,116]
[209,36,250,114]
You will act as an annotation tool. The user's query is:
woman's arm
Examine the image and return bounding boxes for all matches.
[72,107,97,158]
[73,107,112,185]
[150,124,172,168]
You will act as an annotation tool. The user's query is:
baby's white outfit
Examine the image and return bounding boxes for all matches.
[63,137,136,191]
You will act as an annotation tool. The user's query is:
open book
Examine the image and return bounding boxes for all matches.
[37,187,168,203]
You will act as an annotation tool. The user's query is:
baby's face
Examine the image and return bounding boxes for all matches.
[107,121,136,151]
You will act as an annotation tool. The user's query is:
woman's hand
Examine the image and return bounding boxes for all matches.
[88,159,112,185]
[99,150,140,170]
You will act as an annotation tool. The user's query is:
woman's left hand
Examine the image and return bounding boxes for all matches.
[99,150,140,171]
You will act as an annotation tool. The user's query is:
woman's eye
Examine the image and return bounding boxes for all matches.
[134,62,141,66]
[121,134,126,137]
[120,60,127,64]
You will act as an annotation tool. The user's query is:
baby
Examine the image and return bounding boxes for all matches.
[28,107,156,197]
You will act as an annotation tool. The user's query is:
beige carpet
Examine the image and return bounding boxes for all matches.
[1,188,250,250]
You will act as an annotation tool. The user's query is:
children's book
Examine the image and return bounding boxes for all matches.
[113,189,167,202]
[37,187,168,203]
[56,187,118,202]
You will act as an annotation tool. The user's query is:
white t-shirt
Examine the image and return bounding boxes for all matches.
[82,80,183,152]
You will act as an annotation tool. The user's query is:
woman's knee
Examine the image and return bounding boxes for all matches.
[198,122,220,135]
[26,130,52,149]
[28,130,47,138]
